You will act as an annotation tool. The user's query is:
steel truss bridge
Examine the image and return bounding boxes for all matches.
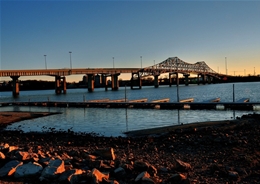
[138,57,222,78]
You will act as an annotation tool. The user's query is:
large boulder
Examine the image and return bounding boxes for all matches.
[90,168,109,184]
[40,158,65,179]
[94,148,116,160]
[59,169,84,183]
[0,160,23,177]
[14,162,43,178]
[135,171,150,182]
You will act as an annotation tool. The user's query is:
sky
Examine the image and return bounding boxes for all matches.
[1,0,260,82]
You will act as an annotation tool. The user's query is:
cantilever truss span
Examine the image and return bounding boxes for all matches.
[138,57,219,78]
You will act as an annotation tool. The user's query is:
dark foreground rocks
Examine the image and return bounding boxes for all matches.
[0,113,260,183]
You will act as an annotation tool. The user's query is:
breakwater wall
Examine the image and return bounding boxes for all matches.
[1,100,260,110]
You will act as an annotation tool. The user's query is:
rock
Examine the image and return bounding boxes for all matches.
[0,143,9,153]
[135,171,150,182]
[94,148,116,160]
[90,168,109,184]
[0,151,5,159]
[141,177,155,184]
[15,151,31,161]
[14,162,43,178]
[40,158,65,179]
[134,160,149,172]
[113,167,126,179]
[168,173,190,183]
[59,169,84,183]
[174,159,191,172]
[0,160,23,177]
[8,146,19,153]
[87,159,103,169]
[147,164,157,176]
[228,171,239,180]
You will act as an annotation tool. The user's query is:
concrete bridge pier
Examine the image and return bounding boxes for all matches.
[131,72,142,89]
[169,73,174,87]
[176,73,179,87]
[87,74,95,92]
[207,75,212,84]
[55,76,66,94]
[62,77,66,94]
[183,74,190,86]
[101,74,108,91]
[111,74,120,91]
[11,76,20,96]
[154,75,159,88]
[197,74,206,85]
[201,74,206,85]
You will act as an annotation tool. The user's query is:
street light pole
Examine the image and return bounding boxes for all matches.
[140,56,142,68]
[113,57,114,68]
[225,57,227,75]
[254,67,255,76]
[44,55,47,69]
[69,51,72,69]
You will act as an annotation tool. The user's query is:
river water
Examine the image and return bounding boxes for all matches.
[0,82,260,136]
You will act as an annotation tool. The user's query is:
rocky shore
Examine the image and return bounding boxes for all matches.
[0,113,260,183]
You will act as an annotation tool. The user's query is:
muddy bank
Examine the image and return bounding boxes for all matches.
[0,111,61,130]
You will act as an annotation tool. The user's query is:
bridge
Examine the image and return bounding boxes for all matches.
[0,57,226,96]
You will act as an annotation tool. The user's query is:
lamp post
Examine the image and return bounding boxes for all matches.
[69,51,72,69]
[254,67,255,76]
[113,57,114,68]
[44,55,47,69]
[225,57,227,75]
[140,56,142,68]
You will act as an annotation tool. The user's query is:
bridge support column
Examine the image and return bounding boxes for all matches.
[154,75,159,88]
[197,74,200,85]
[101,74,108,91]
[169,73,173,87]
[184,74,190,86]
[131,72,142,89]
[55,76,66,94]
[62,77,66,94]
[11,76,20,97]
[111,74,120,91]
[87,74,95,92]
[176,73,179,87]
[207,75,212,84]
[201,74,206,85]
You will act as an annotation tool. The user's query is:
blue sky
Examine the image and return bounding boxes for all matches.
[1,0,260,82]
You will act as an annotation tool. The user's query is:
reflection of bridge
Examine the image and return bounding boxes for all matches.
[0,57,226,96]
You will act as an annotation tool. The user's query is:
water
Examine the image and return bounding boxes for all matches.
[1,82,260,136]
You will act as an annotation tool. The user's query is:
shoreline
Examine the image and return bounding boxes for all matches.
[0,111,61,130]
[0,112,260,183]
